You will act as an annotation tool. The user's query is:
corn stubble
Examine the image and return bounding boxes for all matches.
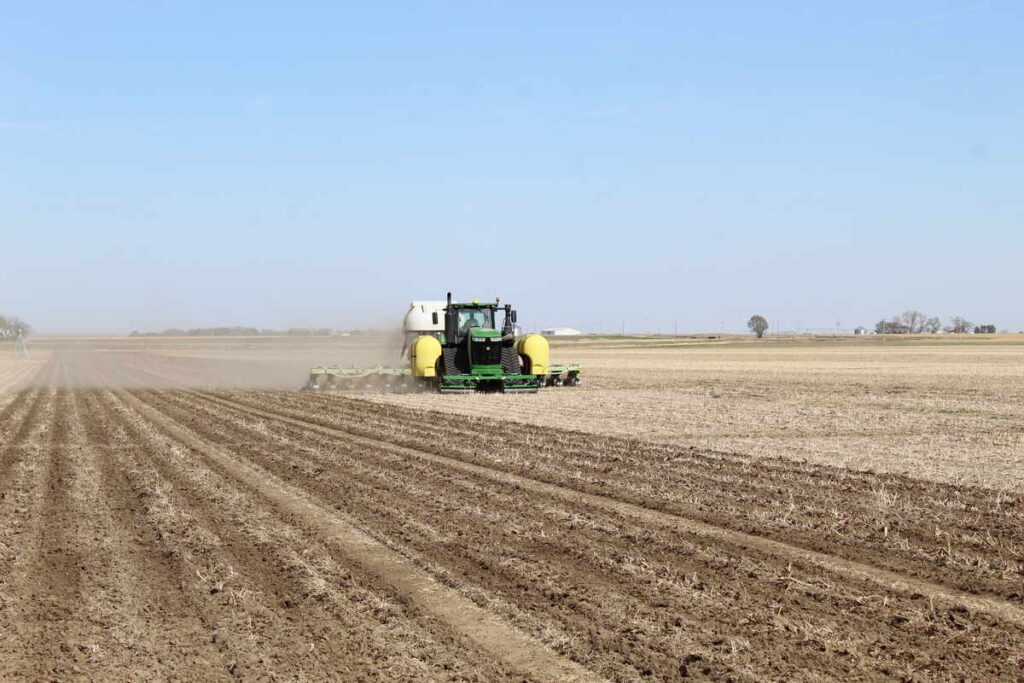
[0,339,1021,680]
[374,338,1024,491]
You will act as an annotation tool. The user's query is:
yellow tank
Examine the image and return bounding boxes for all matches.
[516,333,549,376]
[410,335,442,377]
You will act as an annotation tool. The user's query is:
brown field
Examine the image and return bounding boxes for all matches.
[373,335,1024,491]
[0,336,1022,680]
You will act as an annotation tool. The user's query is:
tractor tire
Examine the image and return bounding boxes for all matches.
[501,347,521,374]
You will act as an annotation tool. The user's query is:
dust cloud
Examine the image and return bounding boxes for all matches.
[12,333,408,390]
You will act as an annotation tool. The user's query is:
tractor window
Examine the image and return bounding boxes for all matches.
[457,309,493,332]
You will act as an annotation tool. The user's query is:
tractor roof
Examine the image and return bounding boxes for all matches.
[452,301,499,308]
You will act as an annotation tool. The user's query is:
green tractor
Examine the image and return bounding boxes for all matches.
[304,293,582,394]
[424,293,542,393]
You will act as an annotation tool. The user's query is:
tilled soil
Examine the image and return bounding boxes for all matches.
[1,352,1022,680]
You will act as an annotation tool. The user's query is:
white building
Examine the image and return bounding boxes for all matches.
[541,327,582,336]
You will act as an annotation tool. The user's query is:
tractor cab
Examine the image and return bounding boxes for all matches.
[453,305,496,338]
[444,299,511,372]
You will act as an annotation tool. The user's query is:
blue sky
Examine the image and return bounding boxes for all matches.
[2,1,1022,333]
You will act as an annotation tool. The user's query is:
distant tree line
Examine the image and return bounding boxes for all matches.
[0,315,32,338]
[874,311,996,334]
[129,327,351,337]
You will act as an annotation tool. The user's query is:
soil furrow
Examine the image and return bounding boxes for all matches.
[107,387,601,682]
[0,389,49,472]
[77,388,241,678]
[307,390,1024,517]
[54,383,259,680]
[198,389,1024,627]
[0,359,62,458]
[241,390,1024,602]
[87,388,301,678]
[92,387,521,681]
[10,347,1024,680]
[137,387,1024,680]
[61,355,1024,609]
[17,388,90,676]
[137,389,718,678]
[0,388,62,677]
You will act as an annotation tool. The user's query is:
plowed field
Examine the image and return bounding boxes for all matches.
[1,349,1022,680]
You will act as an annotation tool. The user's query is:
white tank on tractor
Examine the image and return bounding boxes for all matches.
[401,301,446,359]
[403,301,446,335]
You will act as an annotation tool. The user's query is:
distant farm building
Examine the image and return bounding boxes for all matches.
[541,327,582,336]
[854,326,869,335]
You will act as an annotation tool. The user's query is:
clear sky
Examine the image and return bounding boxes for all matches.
[2,1,1022,333]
